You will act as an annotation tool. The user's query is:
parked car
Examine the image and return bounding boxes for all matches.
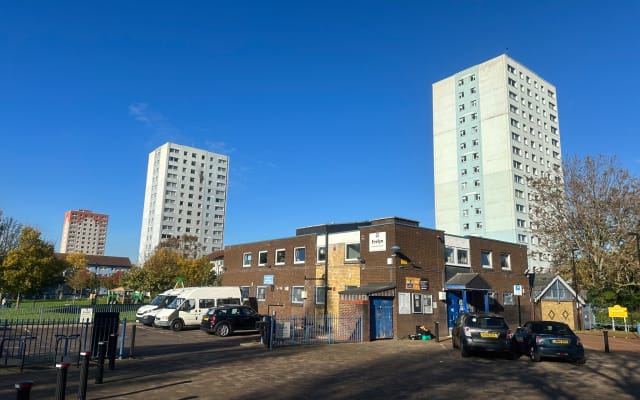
[200,305,262,337]
[512,320,585,364]
[451,312,514,358]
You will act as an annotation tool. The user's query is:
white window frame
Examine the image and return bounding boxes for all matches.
[503,292,514,306]
[258,251,268,266]
[481,251,492,268]
[240,286,250,302]
[242,252,252,268]
[294,247,306,264]
[345,243,360,262]
[423,294,434,314]
[256,286,267,302]
[275,249,286,265]
[501,253,512,270]
[317,246,326,263]
[291,286,305,304]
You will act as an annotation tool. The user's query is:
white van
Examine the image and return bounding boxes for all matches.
[153,286,242,331]
[136,287,186,326]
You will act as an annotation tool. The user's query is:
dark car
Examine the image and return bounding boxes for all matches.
[200,305,262,337]
[451,312,514,358]
[512,320,585,364]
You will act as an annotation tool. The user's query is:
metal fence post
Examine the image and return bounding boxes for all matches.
[78,351,90,400]
[95,341,106,384]
[108,333,118,370]
[55,362,70,400]
[129,324,136,358]
[118,319,126,360]
[14,381,33,400]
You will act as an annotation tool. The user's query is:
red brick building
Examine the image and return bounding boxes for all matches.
[221,216,530,340]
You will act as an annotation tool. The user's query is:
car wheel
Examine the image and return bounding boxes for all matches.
[216,323,231,337]
[530,346,541,362]
[171,319,184,332]
[460,342,471,358]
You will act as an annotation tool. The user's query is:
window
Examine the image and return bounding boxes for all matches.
[503,292,515,306]
[445,247,454,263]
[514,175,524,184]
[516,204,525,212]
[518,234,528,243]
[457,249,468,265]
[291,286,305,304]
[481,251,492,268]
[317,246,326,263]
[258,251,268,266]
[242,252,252,267]
[315,286,326,305]
[294,247,306,264]
[500,253,511,270]
[517,219,526,228]
[256,286,266,302]
[423,295,434,314]
[345,243,360,261]
[275,249,286,265]
[240,286,250,301]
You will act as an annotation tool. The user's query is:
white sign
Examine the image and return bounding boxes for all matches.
[514,284,524,296]
[369,232,387,252]
[79,308,93,323]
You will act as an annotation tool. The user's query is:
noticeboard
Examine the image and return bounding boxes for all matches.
[608,305,628,318]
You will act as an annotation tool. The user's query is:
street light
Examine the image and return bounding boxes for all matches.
[571,248,581,331]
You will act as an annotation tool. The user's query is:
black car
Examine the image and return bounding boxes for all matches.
[200,305,262,337]
[451,312,514,358]
[512,320,585,364]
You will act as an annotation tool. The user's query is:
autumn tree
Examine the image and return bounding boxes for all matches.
[530,155,640,305]
[64,253,89,294]
[0,211,22,265]
[0,227,66,302]
[178,257,217,287]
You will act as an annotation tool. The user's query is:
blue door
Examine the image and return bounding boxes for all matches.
[370,297,393,340]
[446,292,462,329]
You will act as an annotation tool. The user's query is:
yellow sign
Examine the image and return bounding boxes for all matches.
[405,277,420,290]
[608,305,628,318]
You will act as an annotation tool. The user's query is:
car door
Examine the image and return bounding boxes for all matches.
[514,322,533,353]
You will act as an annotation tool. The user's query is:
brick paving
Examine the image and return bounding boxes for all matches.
[0,326,638,399]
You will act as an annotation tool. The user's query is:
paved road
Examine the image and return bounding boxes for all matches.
[0,325,638,399]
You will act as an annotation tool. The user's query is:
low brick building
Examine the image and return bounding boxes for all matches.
[221,216,530,340]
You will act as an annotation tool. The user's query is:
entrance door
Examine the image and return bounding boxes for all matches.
[446,292,463,329]
[370,297,393,340]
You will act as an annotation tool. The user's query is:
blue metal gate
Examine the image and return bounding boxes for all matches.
[446,292,462,330]
[370,297,393,340]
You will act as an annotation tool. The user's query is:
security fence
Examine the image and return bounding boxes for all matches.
[263,314,363,348]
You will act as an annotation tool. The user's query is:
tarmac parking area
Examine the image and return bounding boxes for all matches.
[0,325,638,399]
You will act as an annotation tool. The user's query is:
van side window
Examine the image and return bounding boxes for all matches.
[200,299,215,309]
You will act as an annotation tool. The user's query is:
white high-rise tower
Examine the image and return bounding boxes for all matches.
[138,142,229,264]
[433,54,563,272]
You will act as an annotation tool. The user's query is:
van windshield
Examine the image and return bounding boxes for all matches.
[150,295,170,306]
[166,297,185,309]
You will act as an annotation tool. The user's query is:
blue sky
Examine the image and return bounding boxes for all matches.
[1,1,639,264]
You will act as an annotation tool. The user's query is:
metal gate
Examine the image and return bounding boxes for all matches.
[370,297,393,340]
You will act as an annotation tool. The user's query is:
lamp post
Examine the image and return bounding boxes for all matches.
[571,248,581,331]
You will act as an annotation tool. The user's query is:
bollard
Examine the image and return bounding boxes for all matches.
[55,362,70,400]
[78,351,90,400]
[603,330,610,353]
[129,325,137,358]
[108,333,118,370]
[14,381,33,400]
[434,321,440,342]
[95,341,106,384]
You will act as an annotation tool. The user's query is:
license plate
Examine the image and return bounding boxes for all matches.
[480,332,499,338]
[203,317,209,321]
[553,339,569,344]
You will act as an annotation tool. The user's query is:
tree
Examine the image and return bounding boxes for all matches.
[0,227,66,302]
[64,253,89,294]
[0,211,22,265]
[157,235,200,259]
[179,257,217,286]
[530,155,640,301]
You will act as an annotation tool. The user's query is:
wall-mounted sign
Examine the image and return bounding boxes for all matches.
[514,284,523,296]
[405,277,420,290]
[369,232,387,252]
[263,275,274,285]
[420,279,429,290]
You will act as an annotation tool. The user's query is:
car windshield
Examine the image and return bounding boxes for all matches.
[166,297,185,309]
[469,317,507,329]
